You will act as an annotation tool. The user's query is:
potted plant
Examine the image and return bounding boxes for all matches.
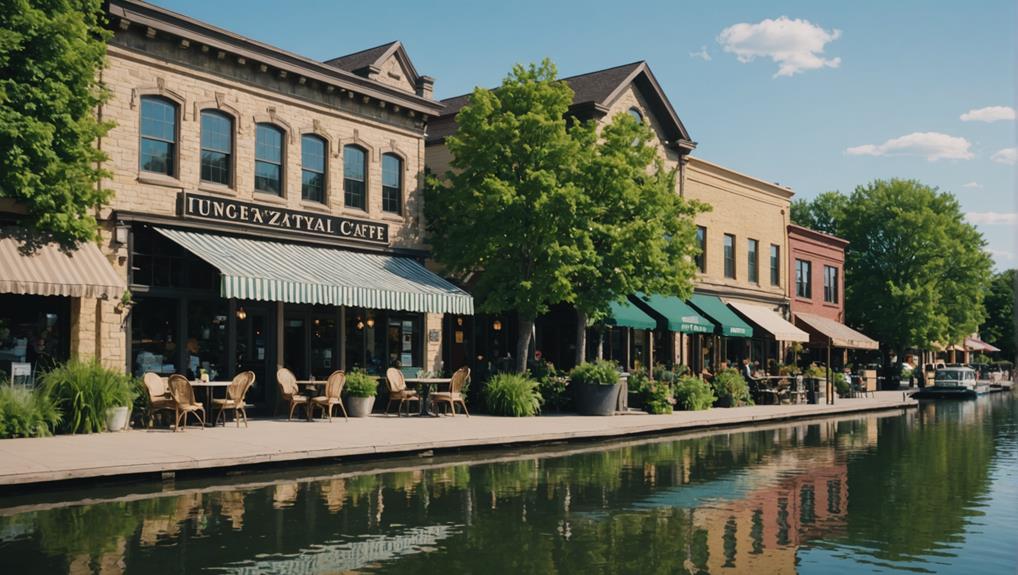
[484,373,542,416]
[569,360,622,416]
[674,375,715,411]
[711,368,753,407]
[343,370,379,417]
[42,360,138,433]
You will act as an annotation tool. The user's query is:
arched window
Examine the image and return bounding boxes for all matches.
[343,145,367,210]
[139,96,177,176]
[301,135,327,203]
[255,123,284,195]
[628,107,644,124]
[200,110,233,186]
[381,153,402,214]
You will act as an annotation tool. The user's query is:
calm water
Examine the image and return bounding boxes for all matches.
[1,394,1016,575]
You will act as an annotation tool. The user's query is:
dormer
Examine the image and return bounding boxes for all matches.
[325,41,433,99]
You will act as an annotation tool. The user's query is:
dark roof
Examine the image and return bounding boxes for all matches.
[428,61,693,148]
[325,41,399,73]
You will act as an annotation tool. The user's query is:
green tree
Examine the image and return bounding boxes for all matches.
[789,190,846,235]
[0,0,112,247]
[837,180,993,367]
[980,269,1015,360]
[569,113,706,364]
[425,60,587,372]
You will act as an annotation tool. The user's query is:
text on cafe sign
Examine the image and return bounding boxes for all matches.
[182,193,388,245]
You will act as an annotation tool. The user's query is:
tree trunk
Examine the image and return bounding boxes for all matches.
[597,329,605,360]
[575,309,588,367]
[516,314,535,373]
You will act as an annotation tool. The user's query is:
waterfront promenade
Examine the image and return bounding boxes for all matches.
[0,391,914,487]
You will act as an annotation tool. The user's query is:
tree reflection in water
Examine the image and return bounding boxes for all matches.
[0,394,1013,574]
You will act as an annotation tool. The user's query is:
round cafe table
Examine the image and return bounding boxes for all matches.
[297,381,325,421]
[403,377,451,416]
[188,380,232,426]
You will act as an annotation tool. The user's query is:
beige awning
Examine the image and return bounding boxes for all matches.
[0,236,124,299]
[965,337,1000,353]
[726,300,810,342]
[794,312,880,350]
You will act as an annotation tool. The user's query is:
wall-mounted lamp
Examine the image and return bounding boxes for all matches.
[114,222,130,246]
[456,317,463,326]
[492,320,502,332]
[235,306,247,321]
[356,320,365,330]
[366,318,375,328]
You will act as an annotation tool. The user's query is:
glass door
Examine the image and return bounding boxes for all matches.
[283,314,307,379]
[235,303,272,406]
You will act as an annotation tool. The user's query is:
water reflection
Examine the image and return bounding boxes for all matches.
[0,394,1014,574]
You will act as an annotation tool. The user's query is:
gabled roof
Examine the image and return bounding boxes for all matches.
[428,61,693,150]
[324,41,422,85]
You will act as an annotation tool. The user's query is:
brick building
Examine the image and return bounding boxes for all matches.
[0,0,472,401]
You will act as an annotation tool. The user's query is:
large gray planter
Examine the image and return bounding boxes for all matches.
[574,382,621,416]
[344,396,376,417]
[105,406,130,432]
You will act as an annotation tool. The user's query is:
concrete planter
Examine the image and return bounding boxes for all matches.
[105,406,130,432]
[574,382,621,416]
[344,396,376,417]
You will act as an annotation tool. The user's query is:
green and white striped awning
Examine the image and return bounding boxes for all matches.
[154,228,473,315]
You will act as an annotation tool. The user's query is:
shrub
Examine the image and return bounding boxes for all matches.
[626,368,651,396]
[674,376,715,411]
[42,360,139,434]
[0,386,61,438]
[643,382,673,414]
[484,373,542,417]
[531,360,568,411]
[712,368,753,407]
[833,372,850,397]
[569,360,620,386]
[345,370,379,397]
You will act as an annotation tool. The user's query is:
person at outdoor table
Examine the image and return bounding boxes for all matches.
[741,358,755,383]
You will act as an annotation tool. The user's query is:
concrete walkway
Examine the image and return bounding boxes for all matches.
[0,391,915,487]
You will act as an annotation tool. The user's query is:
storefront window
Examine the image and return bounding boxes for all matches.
[0,295,69,377]
[185,299,228,380]
[345,309,421,374]
[131,296,179,377]
[344,309,366,373]
[309,315,338,378]
[387,315,421,370]
[130,226,217,290]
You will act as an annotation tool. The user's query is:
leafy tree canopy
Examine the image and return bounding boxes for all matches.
[0,0,112,247]
[789,191,846,236]
[980,269,1015,360]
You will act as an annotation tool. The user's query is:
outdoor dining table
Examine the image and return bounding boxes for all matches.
[403,377,452,416]
[189,380,232,426]
[297,380,325,421]
[750,375,802,404]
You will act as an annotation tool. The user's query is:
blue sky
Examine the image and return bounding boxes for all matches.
[151,0,1016,270]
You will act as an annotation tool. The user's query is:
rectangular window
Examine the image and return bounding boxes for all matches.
[139,97,176,176]
[723,234,736,279]
[200,111,232,185]
[301,135,326,203]
[382,154,402,214]
[747,239,759,283]
[824,265,839,303]
[343,146,367,210]
[796,259,812,299]
[770,244,780,286]
[255,124,283,195]
[695,226,707,272]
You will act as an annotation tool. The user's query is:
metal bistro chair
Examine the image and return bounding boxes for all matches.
[277,367,309,421]
[143,372,176,427]
[431,367,470,417]
[312,370,348,422]
[168,374,206,431]
[214,371,255,427]
[385,367,420,417]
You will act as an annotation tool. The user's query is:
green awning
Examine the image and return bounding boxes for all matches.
[633,294,714,334]
[688,294,753,338]
[154,228,473,315]
[605,299,657,330]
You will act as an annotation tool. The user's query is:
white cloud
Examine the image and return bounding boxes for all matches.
[689,46,712,61]
[966,212,1018,225]
[717,16,841,77]
[962,182,982,189]
[845,132,974,161]
[991,147,1017,165]
[960,106,1015,122]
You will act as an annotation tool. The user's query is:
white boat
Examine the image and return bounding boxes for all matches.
[913,367,990,399]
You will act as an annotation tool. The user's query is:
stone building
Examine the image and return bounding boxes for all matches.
[0,0,472,403]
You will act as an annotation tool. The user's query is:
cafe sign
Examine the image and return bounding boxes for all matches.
[181,192,388,245]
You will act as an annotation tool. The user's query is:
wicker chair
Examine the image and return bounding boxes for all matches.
[143,372,175,427]
[168,374,205,431]
[431,367,470,417]
[214,371,255,427]
[384,367,419,417]
[276,368,308,421]
[313,370,348,421]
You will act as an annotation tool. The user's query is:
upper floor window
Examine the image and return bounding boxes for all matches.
[770,244,780,286]
[344,145,367,210]
[301,135,327,203]
[628,107,643,124]
[382,154,403,214]
[796,259,812,299]
[824,265,839,303]
[200,110,233,186]
[139,96,177,176]
[723,234,736,279]
[747,239,759,283]
[695,226,707,273]
[255,124,284,195]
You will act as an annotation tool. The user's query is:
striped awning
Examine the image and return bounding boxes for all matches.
[155,228,473,315]
[795,312,879,350]
[0,235,124,299]
[727,300,810,343]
